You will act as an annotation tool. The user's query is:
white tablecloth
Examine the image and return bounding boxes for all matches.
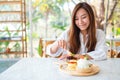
[0,58,120,80]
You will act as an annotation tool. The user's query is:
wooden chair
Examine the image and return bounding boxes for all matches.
[41,39,55,58]
[107,49,118,58]
[116,52,120,58]
[107,41,120,58]
[44,40,55,57]
[115,41,120,47]
[115,41,120,58]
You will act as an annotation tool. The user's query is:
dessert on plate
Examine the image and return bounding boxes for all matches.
[76,59,92,73]
[66,52,77,70]
[67,60,77,70]
[65,51,93,72]
[59,54,99,76]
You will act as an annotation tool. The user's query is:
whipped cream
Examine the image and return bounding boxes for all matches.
[77,59,91,69]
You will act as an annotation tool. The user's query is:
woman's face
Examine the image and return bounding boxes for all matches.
[75,8,90,31]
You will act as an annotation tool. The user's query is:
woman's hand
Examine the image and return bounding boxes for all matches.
[57,40,67,49]
[74,54,82,59]
[50,40,67,54]
[59,54,69,60]
[74,54,93,60]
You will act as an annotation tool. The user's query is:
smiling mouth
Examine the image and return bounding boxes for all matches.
[78,24,86,26]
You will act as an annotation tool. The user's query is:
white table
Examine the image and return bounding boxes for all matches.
[0,58,120,80]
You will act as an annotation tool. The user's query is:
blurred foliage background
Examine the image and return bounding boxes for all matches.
[0,0,120,57]
[25,0,120,56]
[26,0,120,39]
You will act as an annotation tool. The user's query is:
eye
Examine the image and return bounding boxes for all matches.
[75,17,78,20]
[82,16,87,19]
[75,18,78,20]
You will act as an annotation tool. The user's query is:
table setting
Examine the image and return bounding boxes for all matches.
[0,57,120,80]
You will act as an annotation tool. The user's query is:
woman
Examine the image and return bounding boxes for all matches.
[46,2,107,60]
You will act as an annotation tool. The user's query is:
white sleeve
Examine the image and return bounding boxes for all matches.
[46,30,68,57]
[86,29,108,60]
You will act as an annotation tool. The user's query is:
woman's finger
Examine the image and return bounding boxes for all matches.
[62,40,67,49]
[57,40,62,48]
[59,54,68,60]
[58,40,66,49]
[61,40,64,48]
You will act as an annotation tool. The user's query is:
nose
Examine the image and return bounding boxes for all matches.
[78,18,83,25]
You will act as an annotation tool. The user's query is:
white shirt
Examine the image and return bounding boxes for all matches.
[46,29,107,60]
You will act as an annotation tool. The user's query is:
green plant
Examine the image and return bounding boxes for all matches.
[51,18,68,31]
[35,44,43,57]
[0,26,10,52]
[12,42,21,52]
[112,27,120,37]
[0,26,21,53]
[35,38,43,57]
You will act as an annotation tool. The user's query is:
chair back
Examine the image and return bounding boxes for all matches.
[43,40,55,57]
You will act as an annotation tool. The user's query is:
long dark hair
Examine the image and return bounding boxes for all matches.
[68,2,97,54]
